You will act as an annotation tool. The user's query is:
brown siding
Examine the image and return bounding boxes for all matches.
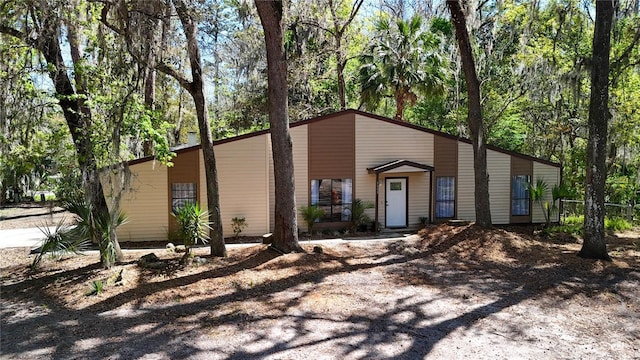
[308,113,355,180]
[510,156,532,223]
[167,149,200,233]
[433,135,458,220]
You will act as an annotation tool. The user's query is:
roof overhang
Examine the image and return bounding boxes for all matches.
[367,160,434,174]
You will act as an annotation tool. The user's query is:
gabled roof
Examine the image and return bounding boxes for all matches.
[367,160,434,174]
[128,109,561,168]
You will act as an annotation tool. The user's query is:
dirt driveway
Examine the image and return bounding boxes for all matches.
[1,220,639,359]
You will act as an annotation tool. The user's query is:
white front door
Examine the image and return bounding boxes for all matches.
[386,178,407,228]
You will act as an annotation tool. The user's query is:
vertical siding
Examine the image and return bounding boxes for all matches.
[434,135,458,220]
[532,162,561,223]
[457,142,476,221]
[308,113,355,179]
[168,149,200,234]
[488,150,511,224]
[354,114,434,227]
[111,161,169,242]
[215,135,270,236]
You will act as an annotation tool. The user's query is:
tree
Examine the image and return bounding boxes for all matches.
[447,0,492,227]
[101,0,227,257]
[255,0,301,253]
[359,15,444,120]
[0,1,124,267]
[580,0,615,261]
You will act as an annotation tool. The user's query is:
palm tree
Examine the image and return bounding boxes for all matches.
[359,15,444,121]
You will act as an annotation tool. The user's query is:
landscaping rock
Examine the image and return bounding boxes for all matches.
[175,245,187,253]
[166,243,176,252]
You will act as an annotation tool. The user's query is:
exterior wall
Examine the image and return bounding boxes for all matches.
[355,114,434,228]
[532,162,561,223]
[113,161,169,242]
[215,134,271,236]
[168,149,200,234]
[510,156,533,223]
[433,135,458,221]
[267,125,309,232]
[457,142,476,222]
[487,149,511,224]
[292,125,309,231]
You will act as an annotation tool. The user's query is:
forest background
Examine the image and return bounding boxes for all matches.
[1,0,639,212]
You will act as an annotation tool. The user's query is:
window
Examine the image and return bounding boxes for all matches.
[435,177,455,218]
[311,178,353,221]
[171,183,197,212]
[512,175,530,216]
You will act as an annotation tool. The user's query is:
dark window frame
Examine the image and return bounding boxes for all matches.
[511,175,531,216]
[435,176,455,219]
[171,182,197,212]
[311,178,353,222]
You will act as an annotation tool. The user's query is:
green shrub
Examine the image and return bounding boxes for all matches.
[31,220,90,270]
[300,205,325,234]
[605,217,633,232]
[231,217,247,239]
[172,202,211,255]
[351,199,374,232]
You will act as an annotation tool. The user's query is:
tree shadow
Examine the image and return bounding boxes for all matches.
[1,225,638,359]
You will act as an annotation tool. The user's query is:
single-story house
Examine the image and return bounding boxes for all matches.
[105,109,561,242]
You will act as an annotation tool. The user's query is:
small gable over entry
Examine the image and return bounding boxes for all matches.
[367,160,435,230]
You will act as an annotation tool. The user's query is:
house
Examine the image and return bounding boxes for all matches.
[106,110,561,242]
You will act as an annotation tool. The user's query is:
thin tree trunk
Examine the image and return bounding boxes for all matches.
[173,0,226,257]
[581,0,614,261]
[256,0,301,253]
[447,0,492,227]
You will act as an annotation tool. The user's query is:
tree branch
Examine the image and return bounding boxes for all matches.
[156,62,192,92]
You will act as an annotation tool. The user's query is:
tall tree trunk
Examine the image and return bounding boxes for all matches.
[447,0,492,227]
[256,0,301,253]
[580,0,614,261]
[173,0,226,257]
[45,16,122,266]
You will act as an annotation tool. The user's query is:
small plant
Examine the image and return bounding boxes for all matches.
[86,280,104,296]
[231,217,248,239]
[300,205,325,234]
[31,219,90,271]
[172,202,211,256]
[419,216,430,227]
[351,198,374,232]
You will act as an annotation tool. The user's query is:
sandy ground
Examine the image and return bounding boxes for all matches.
[1,208,639,359]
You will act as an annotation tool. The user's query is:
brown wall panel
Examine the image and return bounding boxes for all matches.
[308,113,355,181]
[167,149,201,233]
[433,135,458,220]
[510,156,532,223]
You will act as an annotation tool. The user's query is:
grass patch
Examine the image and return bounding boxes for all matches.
[550,215,633,235]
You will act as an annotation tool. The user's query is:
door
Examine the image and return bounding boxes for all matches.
[386,178,407,228]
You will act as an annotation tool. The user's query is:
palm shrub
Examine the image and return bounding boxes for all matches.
[530,179,571,228]
[351,199,374,232]
[172,202,211,256]
[62,195,127,268]
[30,219,90,270]
[300,205,324,234]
